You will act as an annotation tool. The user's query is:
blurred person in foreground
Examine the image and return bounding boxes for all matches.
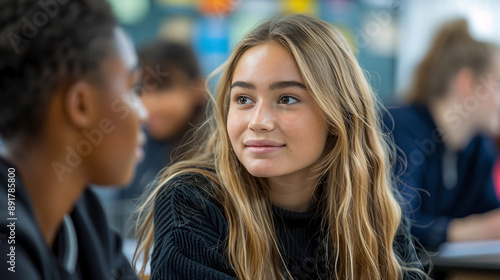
[0,0,146,279]
[384,19,500,251]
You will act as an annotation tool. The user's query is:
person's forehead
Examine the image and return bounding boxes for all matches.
[232,43,304,85]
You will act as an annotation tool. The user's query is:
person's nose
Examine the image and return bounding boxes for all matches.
[248,101,275,132]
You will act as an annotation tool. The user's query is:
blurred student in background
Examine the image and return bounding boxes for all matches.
[120,41,205,200]
[135,14,427,280]
[384,19,500,251]
[0,0,145,279]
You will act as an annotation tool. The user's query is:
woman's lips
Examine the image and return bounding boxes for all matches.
[246,146,283,154]
[244,139,285,154]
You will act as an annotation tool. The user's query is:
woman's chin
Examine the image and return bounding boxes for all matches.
[245,167,282,178]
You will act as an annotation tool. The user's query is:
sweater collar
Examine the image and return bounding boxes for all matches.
[272,201,321,227]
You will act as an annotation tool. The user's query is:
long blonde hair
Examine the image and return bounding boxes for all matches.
[135,14,421,279]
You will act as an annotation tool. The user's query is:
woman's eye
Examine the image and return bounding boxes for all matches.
[236,96,252,104]
[278,96,299,105]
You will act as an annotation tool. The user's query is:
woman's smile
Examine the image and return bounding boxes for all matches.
[244,139,285,154]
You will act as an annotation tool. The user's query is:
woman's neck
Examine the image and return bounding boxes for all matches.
[1,139,87,247]
[428,97,476,151]
[267,172,319,212]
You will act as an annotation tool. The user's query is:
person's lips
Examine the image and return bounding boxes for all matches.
[243,139,285,154]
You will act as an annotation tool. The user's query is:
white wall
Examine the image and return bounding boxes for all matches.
[395,0,500,98]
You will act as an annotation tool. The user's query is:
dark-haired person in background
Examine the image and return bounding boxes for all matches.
[0,0,145,279]
[384,19,500,251]
[120,41,205,200]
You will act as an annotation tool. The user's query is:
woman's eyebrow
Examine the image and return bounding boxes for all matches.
[230,81,255,89]
[230,80,306,90]
[269,81,306,90]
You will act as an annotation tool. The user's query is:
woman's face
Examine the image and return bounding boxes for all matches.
[227,42,328,180]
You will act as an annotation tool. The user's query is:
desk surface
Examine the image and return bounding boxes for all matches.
[431,240,500,278]
[432,255,500,272]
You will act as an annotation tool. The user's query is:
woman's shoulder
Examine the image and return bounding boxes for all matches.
[153,171,228,240]
[155,171,220,210]
[150,171,236,279]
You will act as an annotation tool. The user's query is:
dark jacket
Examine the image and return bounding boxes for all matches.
[383,105,500,250]
[0,157,138,280]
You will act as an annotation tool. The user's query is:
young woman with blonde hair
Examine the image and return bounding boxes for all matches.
[135,14,426,280]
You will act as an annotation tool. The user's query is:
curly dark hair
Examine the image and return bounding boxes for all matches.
[0,0,117,140]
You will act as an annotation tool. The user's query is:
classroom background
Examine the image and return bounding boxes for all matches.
[96,0,500,278]
[107,0,500,101]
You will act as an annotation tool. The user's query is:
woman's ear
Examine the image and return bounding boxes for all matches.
[64,81,99,129]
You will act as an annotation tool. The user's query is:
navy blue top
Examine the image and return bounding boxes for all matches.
[383,105,500,250]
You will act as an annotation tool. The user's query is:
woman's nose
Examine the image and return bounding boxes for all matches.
[248,102,274,132]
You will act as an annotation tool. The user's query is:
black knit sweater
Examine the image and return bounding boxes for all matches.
[151,173,425,279]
